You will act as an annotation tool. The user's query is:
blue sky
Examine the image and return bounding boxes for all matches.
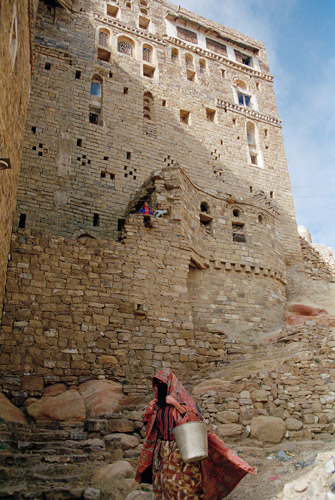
[178,0,335,252]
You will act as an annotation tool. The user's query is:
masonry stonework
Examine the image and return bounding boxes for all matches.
[0,0,38,321]
[1,0,335,397]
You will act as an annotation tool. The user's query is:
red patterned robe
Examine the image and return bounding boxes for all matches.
[136,369,256,499]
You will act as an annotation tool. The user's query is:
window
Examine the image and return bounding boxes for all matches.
[107,4,119,17]
[177,26,198,44]
[206,108,216,122]
[171,48,178,62]
[143,65,155,78]
[139,16,150,30]
[90,81,101,96]
[206,38,227,56]
[246,122,260,166]
[89,106,102,125]
[186,70,195,82]
[143,45,152,63]
[238,93,251,107]
[143,91,154,120]
[232,222,246,242]
[118,37,134,56]
[180,110,190,124]
[99,31,109,48]
[199,59,206,73]
[185,54,193,69]
[235,50,253,67]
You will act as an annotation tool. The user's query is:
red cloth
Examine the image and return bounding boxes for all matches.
[136,369,256,498]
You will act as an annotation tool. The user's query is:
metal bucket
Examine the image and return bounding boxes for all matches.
[173,421,208,463]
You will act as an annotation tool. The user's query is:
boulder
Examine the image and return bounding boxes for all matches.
[91,461,134,484]
[43,383,68,397]
[104,433,139,450]
[286,417,303,431]
[79,380,127,417]
[216,411,239,424]
[250,416,286,444]
[125,492,153,500]
[217,424,243,438]
[26,389,86,424]
[83,488,101,500]
[0,393,27,425]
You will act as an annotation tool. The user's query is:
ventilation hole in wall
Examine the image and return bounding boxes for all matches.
[77,157,80,161]
[250,186,253,192]
[93,213,100,226]
[75,70,81,79]
[32,146,36,150]
[220,139,223,145]
[124,166,127,170]
[118,218,126,231]
[237,136,240,140]
[133,175,136,180]
[19,214,26,229]
[104,156,109,160]
[38,152,43,156]
[110,173,115,179]
[233,209,240,217]
[134,168,137,172]
[101,172,106,178]
[232,118,236,125]
[264,129,268,137]
[162,100,166,107]
[77,139,82,147]
[123,87,128,94]
[109,72,113,78]
[270,191,273,198]
[82,155,86,159]
[126,152,131,159]
[256,82,260,90]
[82,161,85,166]
[31,126,36,134]
[45,62,51,70]
[265,146,269,149]
[129,171,133,175]
[124,173,128,177]
[39,143,43,148]
[258,214,264,223]
[221,69,225,78]
[88,160,91,164]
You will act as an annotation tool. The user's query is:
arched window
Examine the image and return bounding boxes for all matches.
[99,29,110,48]
[185,53,193,69]
[118,37,134,56]
[91,80,101,96]
[143,44,152,63]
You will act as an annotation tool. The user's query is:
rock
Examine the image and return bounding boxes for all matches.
[0,393,27,425]
[250,416,286,444]
[217,424,243,437]
[104,433,139,450]
[82,439,105,452]
[216,411,239,424]
[91,461,134,484]
[43,383,68,397]
[105,419,135,433]
[79,380,127,417]
[125,491,153,500]
[83,488,101,500]
[251,389,268,402]
[286,417,303,431]
[26,389,86,424]
[44,488,84,500]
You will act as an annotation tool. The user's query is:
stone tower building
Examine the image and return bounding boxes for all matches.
[2,0,320,392]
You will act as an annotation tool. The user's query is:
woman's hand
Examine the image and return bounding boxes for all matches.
[166,395,186,415]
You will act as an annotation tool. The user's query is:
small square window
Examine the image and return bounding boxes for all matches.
[139,16,150,30]
[45,62,51,70]
[107,4,119,17]
[171,48,178,62]
[180,110,190,124]
[250,153,258,165]
[206,108,216,122]
[143,65,155,78]
[186,69,195,82]
[89,107,102,125]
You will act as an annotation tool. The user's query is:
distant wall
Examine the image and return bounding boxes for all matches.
[0,0,37,320]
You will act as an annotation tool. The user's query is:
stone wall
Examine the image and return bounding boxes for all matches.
[0,0,38,320]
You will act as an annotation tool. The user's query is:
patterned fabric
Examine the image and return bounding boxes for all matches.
[156,406,175,441]
[136,369,257,499]
[153,440,204,500]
